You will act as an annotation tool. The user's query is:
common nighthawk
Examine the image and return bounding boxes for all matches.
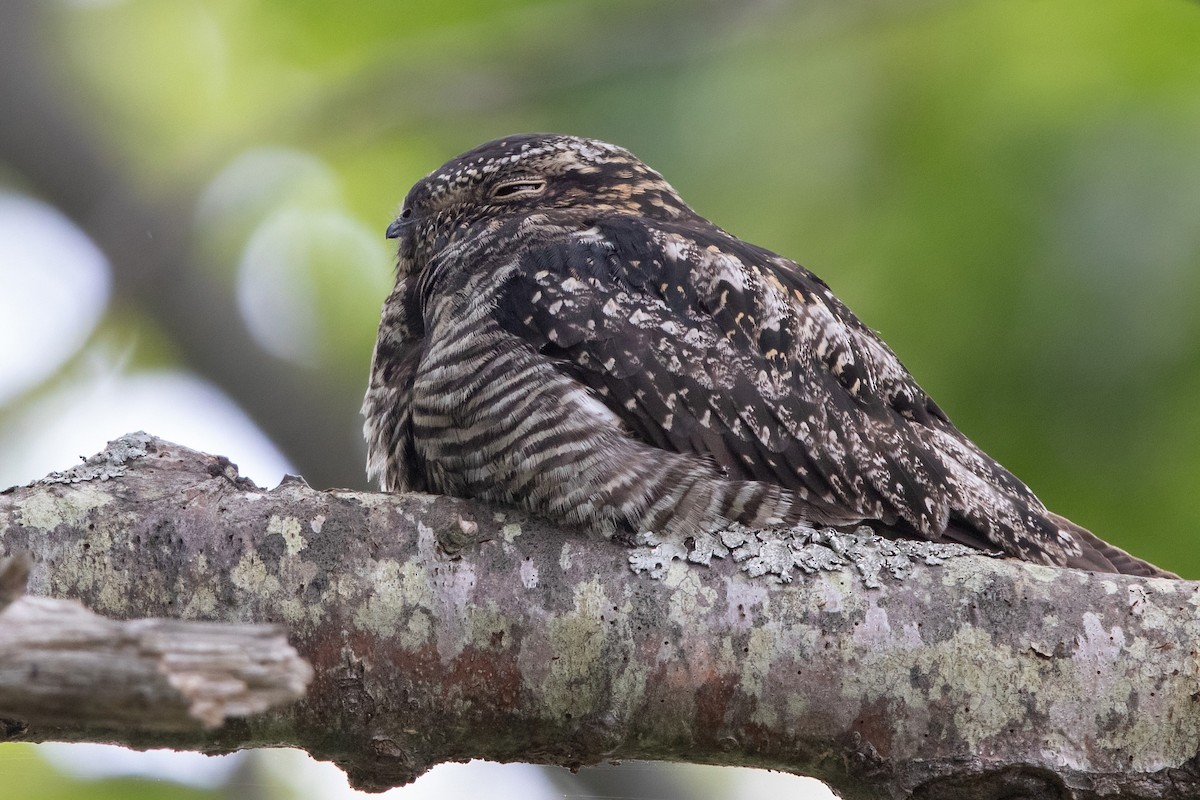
[363,133,1171,578]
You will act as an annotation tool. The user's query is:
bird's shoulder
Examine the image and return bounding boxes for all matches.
[488,209,948,430]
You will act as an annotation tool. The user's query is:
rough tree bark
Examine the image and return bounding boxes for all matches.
[0,553,312,731]
[1,433,1198,800]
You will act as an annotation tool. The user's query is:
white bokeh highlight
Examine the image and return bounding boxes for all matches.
[39,744,241,789]
[0,366,293,489]
[197,148,392,367]
[0,193,111,405]
[237,208,388,366]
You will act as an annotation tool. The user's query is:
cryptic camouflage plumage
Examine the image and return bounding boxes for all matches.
[363,133,1170,578]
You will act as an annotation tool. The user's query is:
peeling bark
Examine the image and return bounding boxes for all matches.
[0,593,312,731]
[1,433,1199,799]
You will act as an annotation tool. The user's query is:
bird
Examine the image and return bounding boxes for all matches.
[362,133,1172,578]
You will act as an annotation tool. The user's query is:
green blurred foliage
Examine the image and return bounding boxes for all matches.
[0,744,220,800]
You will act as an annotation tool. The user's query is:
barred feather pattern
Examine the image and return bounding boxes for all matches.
[363,133,1173,578]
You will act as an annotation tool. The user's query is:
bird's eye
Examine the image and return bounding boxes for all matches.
[491,179,546,200]
[401,208,412,219]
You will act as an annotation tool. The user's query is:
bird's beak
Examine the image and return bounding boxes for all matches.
[385,218,407,239]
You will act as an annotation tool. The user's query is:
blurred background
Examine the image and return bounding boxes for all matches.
[1,0,1198,797]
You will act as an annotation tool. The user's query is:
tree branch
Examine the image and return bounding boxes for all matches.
[0,591,311,731]
[1,433,1198,799]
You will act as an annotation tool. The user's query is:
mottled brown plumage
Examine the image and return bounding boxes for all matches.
[363,133,1171,578]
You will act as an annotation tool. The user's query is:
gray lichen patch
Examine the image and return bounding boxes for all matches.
[459,601,515,652]
[807,556,1200,773]
[16,484,114,532]
[540,578,616,718]
[741,626,783,729]
[268,515,308,556]
[1075,611,1200,771]
[629,524,986,586]
[38,431,155,485]
[664,561,719,629]
[513,574,654,730]
[180,582,220,619]
[275,556,323,629]
[352,557,437,644]
[12,484,152,615]
[861,623,1028,754]
[231,548,284,597]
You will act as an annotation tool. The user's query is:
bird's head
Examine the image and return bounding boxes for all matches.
[386,134,692,272]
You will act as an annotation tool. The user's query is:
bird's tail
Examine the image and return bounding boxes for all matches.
[1046,512,1177,578]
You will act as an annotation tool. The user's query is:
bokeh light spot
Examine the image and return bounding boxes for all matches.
[0,193,111,404]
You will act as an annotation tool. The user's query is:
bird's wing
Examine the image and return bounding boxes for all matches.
[493,213,1048,549]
